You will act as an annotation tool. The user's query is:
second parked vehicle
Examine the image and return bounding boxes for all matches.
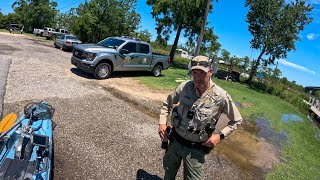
[54,35,82,51]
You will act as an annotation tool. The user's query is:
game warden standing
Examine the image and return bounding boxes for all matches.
[158,55,243,180]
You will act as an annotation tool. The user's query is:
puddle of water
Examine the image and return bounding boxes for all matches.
[242,117,288,150]
[282,114,303,123]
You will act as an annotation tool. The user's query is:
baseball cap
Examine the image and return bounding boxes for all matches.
[190,55,211,73]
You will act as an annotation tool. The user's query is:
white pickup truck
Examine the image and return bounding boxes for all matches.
[43,28,70,40]
[33,28,44,36]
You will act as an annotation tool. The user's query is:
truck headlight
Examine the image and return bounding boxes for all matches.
[85,52,97,61]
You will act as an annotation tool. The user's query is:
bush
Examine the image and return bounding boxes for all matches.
[247,80,309,114]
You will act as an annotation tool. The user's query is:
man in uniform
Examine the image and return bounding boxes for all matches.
[158,55,243,180]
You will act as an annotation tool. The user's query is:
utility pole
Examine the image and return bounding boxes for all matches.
[194,0,211,56]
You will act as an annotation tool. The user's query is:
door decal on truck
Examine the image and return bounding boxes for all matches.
[124,56,131,63]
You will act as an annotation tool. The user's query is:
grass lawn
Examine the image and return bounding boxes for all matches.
[135,67,320,180]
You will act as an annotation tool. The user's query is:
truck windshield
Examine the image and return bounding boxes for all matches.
[97,38,125,49]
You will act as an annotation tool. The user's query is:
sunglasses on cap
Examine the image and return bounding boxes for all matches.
[190,61,211,67]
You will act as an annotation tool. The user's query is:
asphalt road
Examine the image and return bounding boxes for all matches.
[0,33,245,180]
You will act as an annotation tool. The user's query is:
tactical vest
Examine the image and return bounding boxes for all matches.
[173,81,226,142]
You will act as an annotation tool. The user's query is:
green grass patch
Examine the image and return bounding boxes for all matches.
[0,29,8,32]
[22,32,53,45]
[135,67,189,90]
[135,71,320,179]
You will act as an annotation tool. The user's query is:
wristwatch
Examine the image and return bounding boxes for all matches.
[219,132,225,140]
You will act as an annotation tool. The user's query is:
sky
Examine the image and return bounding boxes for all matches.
[1,0,319,87]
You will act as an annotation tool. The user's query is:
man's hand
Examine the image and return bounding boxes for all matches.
[202,134,220,147]
[158,124,167,140]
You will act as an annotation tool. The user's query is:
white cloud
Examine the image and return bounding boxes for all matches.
[306,33,319,40]
[278,59,316,75]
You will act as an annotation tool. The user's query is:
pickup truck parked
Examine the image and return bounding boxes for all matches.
[43,28,69,40]
[33,28,44,36]
[71,36,171,79]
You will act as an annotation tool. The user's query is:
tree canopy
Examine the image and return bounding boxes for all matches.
[70,0,140,43]
[147,0,218,61]
[12,0,58,32]
[245,0,313,83]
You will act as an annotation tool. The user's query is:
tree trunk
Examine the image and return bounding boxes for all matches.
[169,24,183,62]
[246,46,266,84]
[194,0,211,56]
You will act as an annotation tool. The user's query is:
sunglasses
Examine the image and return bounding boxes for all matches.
[190,61,211,67]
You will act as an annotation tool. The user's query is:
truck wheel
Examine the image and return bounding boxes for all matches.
[61,45,66,51]
[152,65,162,77]
[46,37,50,40]
[94,63,112,79]
[51,35,56,41]
[54,42,58,48]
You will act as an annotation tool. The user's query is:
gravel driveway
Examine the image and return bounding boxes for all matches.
[0,32,251,180]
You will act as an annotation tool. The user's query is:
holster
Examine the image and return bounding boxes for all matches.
[201,145,213,154]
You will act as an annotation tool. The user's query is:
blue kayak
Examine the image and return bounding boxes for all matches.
[0,101,54,180]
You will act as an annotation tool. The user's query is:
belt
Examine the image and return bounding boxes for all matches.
[172,129,203,149]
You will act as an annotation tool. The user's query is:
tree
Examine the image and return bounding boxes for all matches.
[147,0,211,61]
[55,9,77,31]
[12,0,58,32]
[273,68,282,79]
[245,0,313,83]
[220,49,230,62]
[71,0,140,43]
[134,29,152,43]
[185,27,221,57]
[0,10,5,29]
[315,91,320,99]
[241,56,250,72]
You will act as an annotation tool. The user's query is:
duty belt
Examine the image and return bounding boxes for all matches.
[172,129,203,149]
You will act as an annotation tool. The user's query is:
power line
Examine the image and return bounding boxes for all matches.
[59,0,84,10]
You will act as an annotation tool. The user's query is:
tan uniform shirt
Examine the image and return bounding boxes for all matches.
[159,80,242,142]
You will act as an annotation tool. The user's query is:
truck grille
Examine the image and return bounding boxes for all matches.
[73,49,85,59]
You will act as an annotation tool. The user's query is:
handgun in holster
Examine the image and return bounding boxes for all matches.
[201,123,215,154]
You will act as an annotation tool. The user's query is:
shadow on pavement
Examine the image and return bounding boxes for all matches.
[136,169,162,180]
[70,67,164,79]
[70,68,95,79]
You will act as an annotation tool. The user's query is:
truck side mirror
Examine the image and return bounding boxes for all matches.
[120,49,129,55]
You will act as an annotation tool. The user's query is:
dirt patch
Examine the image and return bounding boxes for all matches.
[0,44,20,55]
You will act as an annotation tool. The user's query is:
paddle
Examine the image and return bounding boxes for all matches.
[0,113,17,134]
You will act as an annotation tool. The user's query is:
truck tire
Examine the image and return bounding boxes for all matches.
[94,63,112,79]
[61,45,66,51]
[152,65,162,77]
[46,37,50,40]
[51,35,56,41]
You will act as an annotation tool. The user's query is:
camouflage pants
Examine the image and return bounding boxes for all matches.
[163,140,206,180]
